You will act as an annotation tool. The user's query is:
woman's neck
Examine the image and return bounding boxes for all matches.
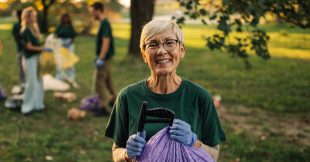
[26,24,41,38]
[147,73,182,94]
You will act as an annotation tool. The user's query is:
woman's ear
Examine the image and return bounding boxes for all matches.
[180,44,185,58]
[141,51,148,63]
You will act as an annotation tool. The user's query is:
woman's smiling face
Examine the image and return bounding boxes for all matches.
[142,30,185,76]
[28,12,36,24]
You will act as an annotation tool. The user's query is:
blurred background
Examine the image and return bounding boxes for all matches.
[0,0,309,161]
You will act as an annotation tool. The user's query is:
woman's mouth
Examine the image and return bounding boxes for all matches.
[156,59,171,64]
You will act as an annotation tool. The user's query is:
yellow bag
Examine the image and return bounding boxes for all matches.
[39,51,56,77]
[59,47,79,69]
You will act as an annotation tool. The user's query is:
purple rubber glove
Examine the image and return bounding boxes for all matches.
[169,119,197,147]
[126,130,146,159]
[95,58,104,69]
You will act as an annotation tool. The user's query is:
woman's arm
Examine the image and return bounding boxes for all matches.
[194,140,220,161]
[25,42,44,52]
[112,143,132,162]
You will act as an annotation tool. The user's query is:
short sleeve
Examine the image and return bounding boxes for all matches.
[105,90,129,148]
[101,21,111,38]
[201,91,226,147]
[22,29,32,44]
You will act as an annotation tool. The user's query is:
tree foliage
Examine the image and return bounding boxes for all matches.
[4,0,123,34]
[176,0,310,68]
[39,0,56,33]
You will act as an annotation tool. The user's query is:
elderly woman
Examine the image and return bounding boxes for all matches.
[20,7,51,115]
[105,20,226,162]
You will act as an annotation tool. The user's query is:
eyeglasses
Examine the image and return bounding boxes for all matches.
[143,39,180,54]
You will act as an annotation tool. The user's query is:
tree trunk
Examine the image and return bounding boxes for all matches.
[129,0,155,56]
[39,0,56,33]
[42,8,48,33]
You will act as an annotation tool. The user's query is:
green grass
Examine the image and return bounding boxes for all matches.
[0,21,309,161]
[222,131,309,162]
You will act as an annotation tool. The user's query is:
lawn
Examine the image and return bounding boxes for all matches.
[0,20,309,162]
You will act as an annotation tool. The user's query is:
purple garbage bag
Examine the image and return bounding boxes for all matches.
[138,127,215,162]
[0,86,6,101]
[80,96,100,111]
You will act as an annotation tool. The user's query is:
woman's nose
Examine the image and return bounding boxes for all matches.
[156,43,167,54]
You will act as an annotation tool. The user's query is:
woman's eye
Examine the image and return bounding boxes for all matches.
[149,43,158,47]
[165,40,176,46]
[166,41,174,45]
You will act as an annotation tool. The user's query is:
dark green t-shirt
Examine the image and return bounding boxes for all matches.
[12,22,23,52]
[96,18,114,60]
[105,79,226,148]
[56,25,76,39]
[21,28,41,59]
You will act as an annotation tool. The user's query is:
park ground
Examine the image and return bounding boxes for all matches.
[0,18,309,161]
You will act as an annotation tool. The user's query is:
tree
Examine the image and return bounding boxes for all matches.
[7,0,57,33]
[128,0,155,56]
[38,0,56,33]
[7,0,122,34]
[176,0,310,68]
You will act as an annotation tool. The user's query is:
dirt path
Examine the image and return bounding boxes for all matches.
[218,104,310,147]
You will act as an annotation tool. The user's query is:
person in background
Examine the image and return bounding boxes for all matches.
[90,2,116,116]
[12,9,25,87]
[20,7,52,115]
[105,20,226,162]
[55,13,78,88]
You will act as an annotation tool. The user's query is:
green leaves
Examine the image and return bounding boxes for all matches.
[199,9,207,16]
[217,15,231,36]
[251,29,270,60]
[177,0,310,68]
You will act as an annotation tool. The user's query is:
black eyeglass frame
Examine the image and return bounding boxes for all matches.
[143,39,181,52]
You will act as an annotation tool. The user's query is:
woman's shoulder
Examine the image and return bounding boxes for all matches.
[22,27,30,32]
[21,27,31,35]
[183,79,212,97]
[56,25,67,30]
[118,80,146,95]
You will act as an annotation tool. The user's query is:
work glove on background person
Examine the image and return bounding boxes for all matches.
[95,58,104,69]
[169,119,197,147]
[126,130,146,159]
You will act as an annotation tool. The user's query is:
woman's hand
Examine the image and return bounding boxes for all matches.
[169,119,197,147]
[44,48,53,52]
[126,131,146,159]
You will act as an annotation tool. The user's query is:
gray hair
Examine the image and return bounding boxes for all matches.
[140,20,184,52]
